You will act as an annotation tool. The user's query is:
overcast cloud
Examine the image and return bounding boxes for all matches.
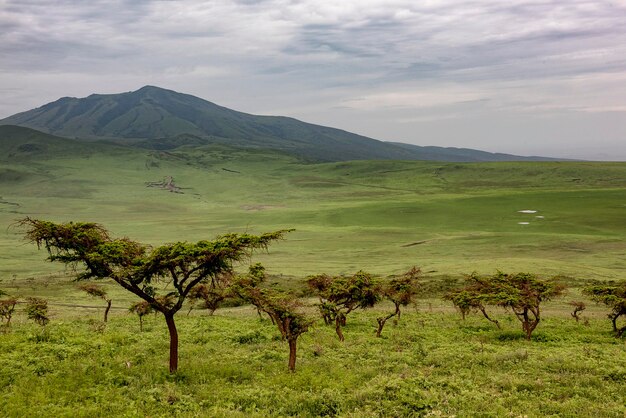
[1,0,625,159]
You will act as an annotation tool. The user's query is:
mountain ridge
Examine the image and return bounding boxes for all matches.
[0,86,562,162]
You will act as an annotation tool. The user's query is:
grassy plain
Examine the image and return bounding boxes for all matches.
[1,144,625,283]
[2,301,626,417]
[1,141,625,416]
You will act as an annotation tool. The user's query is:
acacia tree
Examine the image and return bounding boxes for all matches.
[79,283,112,322]
[568,301,586,323]
[491,272,564,340]
[232,269,314,371]
[307,270,381,342]
[443,273,501,329]
[445,272,564,339]
[468,272,563,340]
[376,266,422,337]
[0,295,18,327]
[129,300,154,331]
[306,273,334,325]
[187,272,232,316]
[25,297,49,326]
[20,218,287,373]
[583,283,626,336]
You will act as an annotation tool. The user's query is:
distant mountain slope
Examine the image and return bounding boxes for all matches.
[0,125,90,160]
[388,142,560,162]
[0,86,560,162]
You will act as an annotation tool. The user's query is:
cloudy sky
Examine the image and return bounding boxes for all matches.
[1,0,625,159]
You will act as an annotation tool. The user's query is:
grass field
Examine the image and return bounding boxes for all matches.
[1,144,624,283]
[2,300,626,417]
[1,142,625,416]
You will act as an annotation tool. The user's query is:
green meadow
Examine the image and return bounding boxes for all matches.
[1,141,626,416]
[1,143,624,282]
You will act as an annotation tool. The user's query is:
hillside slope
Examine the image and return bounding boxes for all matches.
[1,86,559,162]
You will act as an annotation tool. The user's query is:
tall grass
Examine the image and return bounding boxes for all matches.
[1,300,626,417]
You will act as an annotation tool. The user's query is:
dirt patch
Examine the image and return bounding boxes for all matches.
[241,204,285,211]
[146,176,184,194]
[401,240,428,247]
[0,197,19,207]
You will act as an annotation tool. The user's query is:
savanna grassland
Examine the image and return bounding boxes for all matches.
[1,139,626,417]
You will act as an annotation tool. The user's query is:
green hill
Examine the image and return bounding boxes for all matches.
[0,125,623,280]
[1,86,560,162]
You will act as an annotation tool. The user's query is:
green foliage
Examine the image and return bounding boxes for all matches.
[583,282,626,336]
[129,300,154,317]
[21,218,289,372]
[24,297,49,326]
[376,266,422,337]
[2,308,626,416]
[187,273,231,315]
[445,272,565,340]
[233,265,314,370]
[568,300,586,322]
[307,270,381,341]
[444,274,500,328]
[128,300,155,332]
[78,283,109,300]
[383,266,422,308]
[0,297,18,326]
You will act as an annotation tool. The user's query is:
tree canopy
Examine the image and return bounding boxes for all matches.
[376,266,422,337]
[583,282,626,337]
[20,217,289,372]
[445,272,564,340]
[307,270,381,341]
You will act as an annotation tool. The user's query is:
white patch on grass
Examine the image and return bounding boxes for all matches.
[518,222,530,225]
[535,216,544,219]
[518,210,537,214]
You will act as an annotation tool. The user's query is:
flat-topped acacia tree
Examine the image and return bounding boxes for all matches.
[583,283,626,336]
[232,266,314,371]
[78,283,112,322]
[443,273,501,329]
[446,271,564,340]
[376,266,422,337]
[20,218,287,373]
[0,291,18,327]
[307,270,381,342]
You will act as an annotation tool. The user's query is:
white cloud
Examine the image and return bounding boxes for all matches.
[0,0,625,159]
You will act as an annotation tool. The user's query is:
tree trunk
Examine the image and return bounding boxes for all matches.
[288,339,297,371]
[164,313,179,373]
[139,316,144,332]
[393,303,401,326]
[376,311,397,337]
[611,313,618,333]
[104,299,112,323]
[479,306,501,329]
[335,317,345,342]
[376,318,385,337]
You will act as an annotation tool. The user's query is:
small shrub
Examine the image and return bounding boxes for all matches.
[25,297,49,326]
[232,330,267,344]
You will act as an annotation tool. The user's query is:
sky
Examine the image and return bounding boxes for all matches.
[1,0,625,160]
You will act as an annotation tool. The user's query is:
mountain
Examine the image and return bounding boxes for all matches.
[0,86,559,162]
[0,125,94,160]
[388,142,559,162]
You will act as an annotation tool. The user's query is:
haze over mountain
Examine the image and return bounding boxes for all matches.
[0,86,560,162]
